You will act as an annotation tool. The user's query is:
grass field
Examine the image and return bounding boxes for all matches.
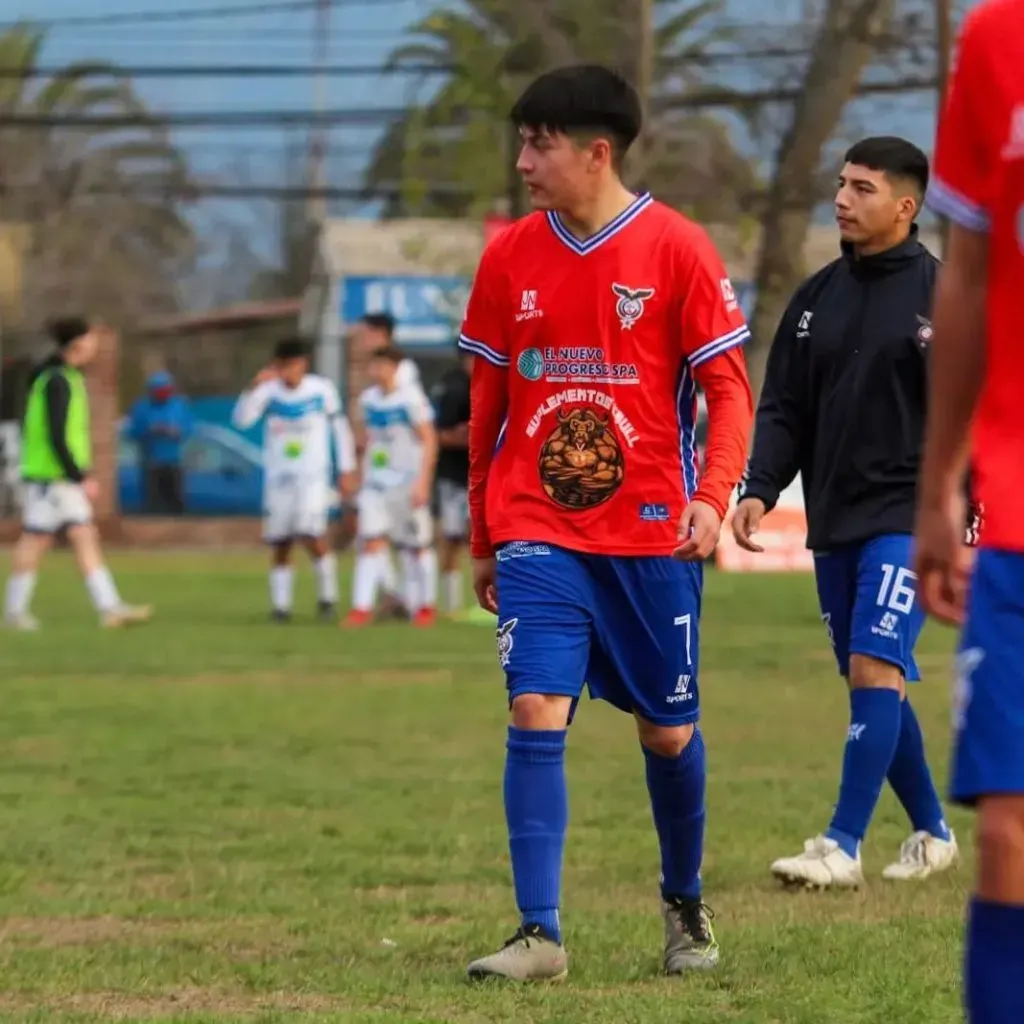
[0,552,970,1023]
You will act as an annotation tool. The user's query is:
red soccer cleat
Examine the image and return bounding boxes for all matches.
[412,607,437,628]
[342,609,373,629]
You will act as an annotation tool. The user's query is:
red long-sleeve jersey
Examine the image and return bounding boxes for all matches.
[459,195,754,559]
[928,0,1024,553]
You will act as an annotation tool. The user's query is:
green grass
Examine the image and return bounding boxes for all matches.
[0,552,970,1023]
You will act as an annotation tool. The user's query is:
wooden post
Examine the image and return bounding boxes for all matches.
[86,327,120,528]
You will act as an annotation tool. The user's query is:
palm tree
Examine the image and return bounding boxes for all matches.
[364,0,759,220]
[0,23,195,335]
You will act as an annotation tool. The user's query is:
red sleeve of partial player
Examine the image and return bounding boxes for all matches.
[928,8,993,232]
[467,356,508,559]
[692,346,754,519]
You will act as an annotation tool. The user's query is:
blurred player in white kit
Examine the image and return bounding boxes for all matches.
[351,312,425,617]
[233,338,357,621]
[345,344,439,628]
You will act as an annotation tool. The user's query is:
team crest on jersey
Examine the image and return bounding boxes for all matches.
[496,617,518,668]
[916,315,933,347]
[611,283,655,329]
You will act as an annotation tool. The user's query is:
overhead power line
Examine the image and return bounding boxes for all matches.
[0,77,940,130]
[0,0,392,29]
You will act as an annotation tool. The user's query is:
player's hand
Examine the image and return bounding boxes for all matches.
[472,557,498,614]
[252,365,278,387]
[915,491,972,626]
[82,477,100,503]
[673,499,722,562]
[410,478,430,508]
[337,471,358,501]
[731,497,767,553]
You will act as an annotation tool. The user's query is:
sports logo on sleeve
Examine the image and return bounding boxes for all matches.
[611,283,656,329]
[538,405,624,509]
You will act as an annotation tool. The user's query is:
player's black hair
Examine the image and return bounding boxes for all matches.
[273,337,311,361]
[360,312,395,337]
[844,136,929,206]
[510,64,642,166]
[369,344,404,365]
[48,317,90,349]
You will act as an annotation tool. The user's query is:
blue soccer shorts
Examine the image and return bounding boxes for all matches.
[494,541,703,727]
[814,533,926,681]
[950,549,1024,806]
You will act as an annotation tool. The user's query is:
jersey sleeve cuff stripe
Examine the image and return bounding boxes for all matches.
[689,326,751,368]
[458,333,509,367]
[927,178,990,232]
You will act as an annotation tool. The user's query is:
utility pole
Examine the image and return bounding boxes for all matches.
[936,0,952,254]
[307,0,330,228]
[631,0,654,189]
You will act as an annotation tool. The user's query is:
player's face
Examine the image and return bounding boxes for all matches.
[835,163,917,247]
[352,322,388,354]
[277,356,308,388]
[368,357,397,388]
[515,127,600,210]
[67,328,100,367]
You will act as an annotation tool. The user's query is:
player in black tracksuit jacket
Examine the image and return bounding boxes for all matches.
[733,137,963,890]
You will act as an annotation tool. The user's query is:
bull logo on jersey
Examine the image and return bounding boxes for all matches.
[538,405,624,509]
[612,283,655,329]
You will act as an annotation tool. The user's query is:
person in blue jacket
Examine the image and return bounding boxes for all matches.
[128,371,194,514]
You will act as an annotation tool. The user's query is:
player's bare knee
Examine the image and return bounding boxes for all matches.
[636,718,695,759]
[271,543,292,566]
[12,532,48,572]
[510,693,572,730]
[305,537,327,559]
[67,524,102,573]
[848,654,904,693]
[977,797,1024,903]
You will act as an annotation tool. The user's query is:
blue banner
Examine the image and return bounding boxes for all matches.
[342,275,470,348]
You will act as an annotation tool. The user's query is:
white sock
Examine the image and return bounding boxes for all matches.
[85,566,121,613]
[4,572,36,618]
[315,554,338,604]
[418,549,438,611]
[443,570,462,613]
[270,566,294,612]
[352,552,382,612]
[380,550,399,599]
[400,549,421,614]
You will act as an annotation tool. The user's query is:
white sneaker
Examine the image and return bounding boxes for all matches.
[3,612,39,632]
[771,835,864,889]
[101,604,153,629]
[882,830,959,881]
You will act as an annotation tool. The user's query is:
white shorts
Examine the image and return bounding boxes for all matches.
[22,481,93,534]
[357,485,433,549]
[437,478,468,540]
[263,481,329,542]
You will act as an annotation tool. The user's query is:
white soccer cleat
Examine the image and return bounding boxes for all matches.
[101,604,153,629]
[882,830,959,881]
[771,835,864,889]
[3,612,40,632]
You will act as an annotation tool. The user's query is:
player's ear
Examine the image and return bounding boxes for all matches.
[587,137,613,173]
[897,194,919,223]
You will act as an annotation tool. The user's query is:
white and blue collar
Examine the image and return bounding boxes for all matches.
[546,192,653,255]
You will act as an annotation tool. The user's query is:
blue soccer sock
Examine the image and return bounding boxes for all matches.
[644,727,706,903]
[886,698,951,840]
[826,688,902,858]
[966,899,1024,1023]
[503,726,568,943]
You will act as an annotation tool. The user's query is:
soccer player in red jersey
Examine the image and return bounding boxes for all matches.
[459,65,754,981]
[914,2,1024,1020]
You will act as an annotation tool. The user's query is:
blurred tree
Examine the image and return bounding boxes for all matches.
[0,23,196,339]
[364,0,760,222]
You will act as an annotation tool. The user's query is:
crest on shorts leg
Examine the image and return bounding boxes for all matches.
[496,617,518,668]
